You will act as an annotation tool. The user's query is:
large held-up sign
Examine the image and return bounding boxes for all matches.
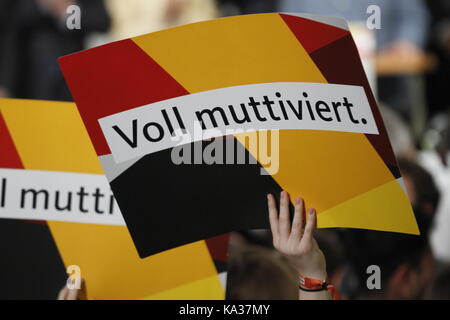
[0,99,227,299]
[59,13,419,259]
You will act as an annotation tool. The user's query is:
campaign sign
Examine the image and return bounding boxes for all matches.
[59,13,419,259]
[0,99,227,299]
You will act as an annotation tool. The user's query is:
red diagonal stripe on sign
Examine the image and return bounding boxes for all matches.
[205,233,230,262]
[1,111,46,225]
[309,35,399,175]
[280,14,350,54]
[0,111,24,169]
[58,39,189,156]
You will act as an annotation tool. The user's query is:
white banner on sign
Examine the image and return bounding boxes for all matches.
[0,168,125,225]
[99,82,378,164]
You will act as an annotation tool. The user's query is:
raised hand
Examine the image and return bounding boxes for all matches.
[267,191,327,281]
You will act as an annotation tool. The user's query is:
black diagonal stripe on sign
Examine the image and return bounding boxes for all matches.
[110,137,282,258]
[0,219,67,299]
[212,260,228,274]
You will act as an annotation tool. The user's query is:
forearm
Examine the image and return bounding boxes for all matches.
[268,192,333,300]
[299,288,331,300]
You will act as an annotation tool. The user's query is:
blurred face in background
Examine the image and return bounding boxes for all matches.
[403,174,416,205]
[403,173,436,217]
[386,248,434,300]
[386,173,434,299]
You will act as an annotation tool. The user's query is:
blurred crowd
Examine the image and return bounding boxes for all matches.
[1,0,450,300]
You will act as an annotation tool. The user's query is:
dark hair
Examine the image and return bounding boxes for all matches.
[398,158,440,220]
[438,115,450,162]
[341,174,439,298]
[430,266,450,300]
[342,229,429,294]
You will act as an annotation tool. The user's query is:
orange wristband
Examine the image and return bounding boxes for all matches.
[298,275,342,300]
[298,274,328,291]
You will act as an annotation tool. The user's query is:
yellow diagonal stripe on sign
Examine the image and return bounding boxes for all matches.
[132,13,326,92]
[318,179,419,234]
[48,222,219,299]
[132,13,414,233]
[0,99,102,174]
[142,274,225,300]
[236,130,394,213]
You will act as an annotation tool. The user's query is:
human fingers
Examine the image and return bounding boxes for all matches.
[290,197,305,242]
[267,193,279,245]
[279,191,291,243]
[303,208,317,243]
[57,287,68,300]
[66,288,81,300]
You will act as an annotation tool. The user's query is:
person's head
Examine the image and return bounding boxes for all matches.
[429,266,450,300]
[342,228,433,300]
[226,244,298,300]
[437,113,450,166]
[341,171,436,301]
[398,158,440,222]
[342,160,439,300]
[380,105,416,160]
